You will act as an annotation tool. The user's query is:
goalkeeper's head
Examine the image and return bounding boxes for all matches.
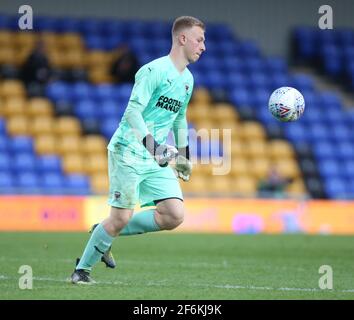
[171,16,206,63]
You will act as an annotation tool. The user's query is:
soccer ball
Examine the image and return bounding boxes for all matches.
[268,87,305,122]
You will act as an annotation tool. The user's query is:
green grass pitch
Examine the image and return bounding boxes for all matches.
[1,232,354,299]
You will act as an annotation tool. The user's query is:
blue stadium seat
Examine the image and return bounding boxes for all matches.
[99,99,125,119]
[324,177,348,199]
[71,82,93,102]
[46,82,71,102]
[84,34,105,50]
[0,154,11,171]
[337,142,354,160]
[284,123,308,142]
[75,99,98,120]
[318,159,342,179]
[41,173,65,194]
[13,153,37,173]
[11,136,34,154]
[313,141,336,160]
[101,118,121,140]
[55,17,80,33]
[0,172,14,191]
[78,18,102,36]
[33,16,58,32]
[291,74,315,91]
[17,172,40,191]
[37,155,62,174]
[229,87,251,107]
[93,84,115,101]
[66,174,90,194]
[0,136,9,153]
[0,118,6,135]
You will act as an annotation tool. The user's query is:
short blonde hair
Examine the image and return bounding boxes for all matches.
[172,16,205,37]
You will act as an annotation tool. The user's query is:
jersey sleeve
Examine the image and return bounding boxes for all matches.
[129,64,161,107]
[173,79,194,148]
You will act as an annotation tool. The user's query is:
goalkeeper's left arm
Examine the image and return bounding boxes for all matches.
[172,112,192,181]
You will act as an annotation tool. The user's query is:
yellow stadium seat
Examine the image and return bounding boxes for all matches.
[193,119,217,133]
[82,135,107,154]
[208,176,232,193]
[275,159,301,179]
[15,47,33,66]
[89,68,113,84]
[213,103,239,122]
[192,163,212,176]
[230,140,247,157]
[40,32,58,48]
[269,139,295,159]
[90,173,109,194]
[2,97,27,117]
[57,135,82,155]
[55,117,81,136]
[230,157,249,177]
[0,31,12,46]
[191,87,212,104]
[27,98,53,117]
[57,33,83,50]
[31,116,55,136]
[6,116,29,136]
[85,51,112,68]
[14,32,37,48]
[62,50,85,68]
[249,158,271,179]
[35,135,57,155]
[63,153,85,174]
[85,154,108,175]
[286,178,306,196]
[48,50,64,68]
[187,104,211,122]
[0,80,26,99]
[180,175,207,193]
[230,175,257,196]
[241,121,266,140]
[243,140,268,158]
[0,47,17,65]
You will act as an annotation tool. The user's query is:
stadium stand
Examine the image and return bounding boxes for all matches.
[1,14,353,199]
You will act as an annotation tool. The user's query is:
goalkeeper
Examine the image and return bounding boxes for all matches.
[71,16,206,284]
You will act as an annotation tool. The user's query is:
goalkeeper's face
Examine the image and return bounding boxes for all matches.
[183,26,206,63]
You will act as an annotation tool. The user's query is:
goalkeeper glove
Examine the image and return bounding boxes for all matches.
[142,134,178,167]
[174,146,192,181]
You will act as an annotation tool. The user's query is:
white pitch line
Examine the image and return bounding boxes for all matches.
[1,274,354,294]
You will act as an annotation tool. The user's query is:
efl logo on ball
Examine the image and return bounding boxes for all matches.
[268,87,305,122]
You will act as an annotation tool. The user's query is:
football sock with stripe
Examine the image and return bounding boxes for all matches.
[76,223,114,271]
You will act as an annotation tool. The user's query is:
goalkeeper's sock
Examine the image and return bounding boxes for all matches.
[76,223,114,272]
[119,209,160,236]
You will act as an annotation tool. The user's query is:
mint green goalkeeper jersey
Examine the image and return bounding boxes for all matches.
[107,55,194,165]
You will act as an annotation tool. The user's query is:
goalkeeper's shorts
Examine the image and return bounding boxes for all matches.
[107,150,183,209]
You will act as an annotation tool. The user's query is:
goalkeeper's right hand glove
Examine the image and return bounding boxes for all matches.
[142,134,178,167]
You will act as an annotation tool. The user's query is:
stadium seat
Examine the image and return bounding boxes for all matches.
[85,154,108,174]
[55,116,81,135]
[6,116,30,136]
[31,116,55,136]
[230,175,257,195]
[65,174,90,194]
[90,172,109,194]
[62,153,85,174]
[57,135,82,155]
[82,135,107,154]
[27,98,54,117]
[35,135,58,155]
